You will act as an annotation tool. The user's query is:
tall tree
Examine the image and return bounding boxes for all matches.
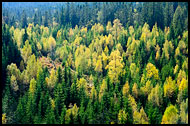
[44,11,48,27]
[21,10,27,28]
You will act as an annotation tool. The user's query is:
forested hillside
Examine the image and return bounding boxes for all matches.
[2,2,188,124]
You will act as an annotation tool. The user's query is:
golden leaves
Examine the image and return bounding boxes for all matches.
[118,109,127,124]
[162,40,174,60]
[45,69,57,90]
[179,78,187,91]
[2,113,7,124]
[99,79,107,102]
[146,63,159,80]
[161,104,179,124]
[29,78,36,96]
[95,55,103,72]
[148,84,163,107]
[21,40,32,64]
[106,50,124,84]
[122,81,130,97]
[163,76,176,98]
[10,75,19,92]
[132,83,138,99]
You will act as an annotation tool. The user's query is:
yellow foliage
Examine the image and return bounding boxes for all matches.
[182,58,188,71]
[72,104,79,118]
[7,63,21,82]
[75,45,91,73]
[148,84,163,106]
[140,23,151,42]
[56,29,62,39]
[42,26,49,37]
[133,107,149,124]
[106,34,114,48]
[104,46,109,55]
[132,83,138,99]
[179,78,188,91]
[146,63,159,80]
[65,104,79,124]
[74,35,82,46]
[155,51,160,61]
[118,109,127,124]
[130,63,139,78]
[46,69,57,90]
[151,23,159,37]
[175,47,180,57]
[41,37,48,52]
[25,54,38,84]
[29,78,36,95]
[174,64,179,75]
[80,27,87,34]
[48,36,56,51]
[65,109,72,124]
[91,23,104,34]
[106,21,112,33]
[116,43,123,55]
[106,50,124,84]
[179,99,188,124]
[37,42,42,51]
[111,121,115,124]
[69,28,74,37]
[77,78,88,94]
[129,26,134,36]
[162,40,174,60]
[21,40,32,64]
[13,28,23,49]
[92,52,98,68]
[90,85,97,100]
[122,81,130,97]
[178,40,186,51]
[67,52,73,67]
[177,70,186,86]
[126,36,132,48]
[112,19,123,41]
[95,55,103,72]
[140,80,153,96]
[128,94,137,113]
[99,79,107,102]
[140,73,146,84]
[102,51,108,68]
[164,76,176,98]
[161,104,179,124]
[56,45,68,61]
[10,75,18,92]
[50,98,55,109]
[2,113,7,124]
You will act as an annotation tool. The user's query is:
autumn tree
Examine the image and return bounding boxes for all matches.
[45,69,57,91]
[145,63,159,80]
[161,104,179,124]
[163,76,177,98]
[112,19,123,43]
[122,81,130,97]
[118,109,127,124]
[21,40,32,64]
[148,84,163,107]
[179,98,188,124]
[106,50,124,84]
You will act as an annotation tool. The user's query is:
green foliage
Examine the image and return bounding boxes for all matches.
[2,2,188,124]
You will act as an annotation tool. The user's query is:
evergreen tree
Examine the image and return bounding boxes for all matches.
[44,11,48,27]
[21,10,27,28]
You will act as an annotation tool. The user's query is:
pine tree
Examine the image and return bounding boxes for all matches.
[44,11,48,27]
[21,10,27,28]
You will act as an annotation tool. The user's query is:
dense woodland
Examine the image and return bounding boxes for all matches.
[2,2,188,124]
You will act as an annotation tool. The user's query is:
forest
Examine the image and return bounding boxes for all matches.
[2,2,188,124]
